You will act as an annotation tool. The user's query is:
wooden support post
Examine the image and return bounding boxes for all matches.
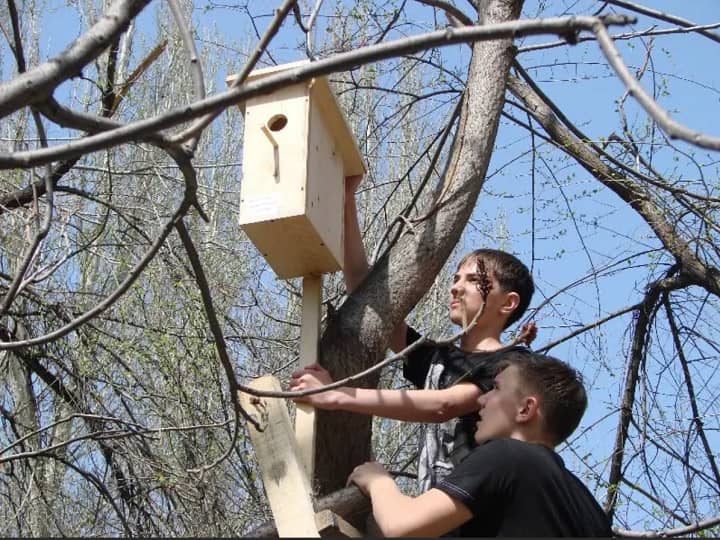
[296,274,321,479]
[239,375,320,537]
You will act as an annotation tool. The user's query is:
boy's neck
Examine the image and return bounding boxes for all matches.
[507,430,556,450]
[459,326,504,352]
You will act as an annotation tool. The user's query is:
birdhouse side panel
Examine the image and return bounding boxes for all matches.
[310,78,366,178]
[240,84,310,226]
[305,97,344,270]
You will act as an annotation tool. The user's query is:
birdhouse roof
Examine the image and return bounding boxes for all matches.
[227,60,366,177]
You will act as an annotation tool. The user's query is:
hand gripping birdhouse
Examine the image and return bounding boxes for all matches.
[228,61,366,279]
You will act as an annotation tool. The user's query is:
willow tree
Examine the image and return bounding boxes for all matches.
[1,0,719,536]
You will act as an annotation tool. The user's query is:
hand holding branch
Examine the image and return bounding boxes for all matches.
[289,363,347,409]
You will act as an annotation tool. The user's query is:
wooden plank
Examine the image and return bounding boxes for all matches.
[239,375,319,537]
[315,510,363,538]
[295,275,322,479]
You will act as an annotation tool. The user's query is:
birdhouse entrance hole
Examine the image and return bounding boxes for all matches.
[268,114,288,131]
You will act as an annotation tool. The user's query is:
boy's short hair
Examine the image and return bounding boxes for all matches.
[459,249,534,329]
[497,351,588,446]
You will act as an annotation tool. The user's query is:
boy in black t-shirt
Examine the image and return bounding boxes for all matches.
[348,351,613,537]
[289,175,535,492]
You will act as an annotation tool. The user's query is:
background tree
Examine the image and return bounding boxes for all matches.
[1,0,719,536]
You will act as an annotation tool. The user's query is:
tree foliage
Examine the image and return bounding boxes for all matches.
[1,0,719,536]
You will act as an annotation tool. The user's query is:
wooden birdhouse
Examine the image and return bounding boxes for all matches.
[228,61,366,279]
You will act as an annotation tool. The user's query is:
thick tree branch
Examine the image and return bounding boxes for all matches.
[246,484,371,537]
[506,73,720,297]
[603,271,686,521]
[311,0,526,496]
[0,15,634,169]
[615,514,720,538]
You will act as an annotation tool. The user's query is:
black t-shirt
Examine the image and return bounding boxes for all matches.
[403,327,530,491]
[436,438,613,537]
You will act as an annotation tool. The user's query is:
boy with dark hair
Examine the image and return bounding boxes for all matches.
[290,175,536,491]
[348,351,612,537]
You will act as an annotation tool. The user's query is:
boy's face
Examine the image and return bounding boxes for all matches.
[474,365,528,444]
[449,258,514,328]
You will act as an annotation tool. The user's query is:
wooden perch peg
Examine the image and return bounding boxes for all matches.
[261,124,280,178]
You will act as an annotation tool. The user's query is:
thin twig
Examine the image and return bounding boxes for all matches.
[594,21,720,150]
[170,0,298,144]
[601,0,720,44]
[0,187,193,350]
[174,219,261,478]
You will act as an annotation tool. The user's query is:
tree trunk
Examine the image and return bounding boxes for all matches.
[312,0,525,495]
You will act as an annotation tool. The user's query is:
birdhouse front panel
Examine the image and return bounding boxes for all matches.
[240,83,309,226]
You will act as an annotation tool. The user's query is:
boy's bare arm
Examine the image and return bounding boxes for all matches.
[348,462,473,537]
[343,174,369,294]
[343,174,407,352]
[289,364,481,423]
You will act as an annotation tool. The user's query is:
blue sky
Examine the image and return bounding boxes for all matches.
[7,0,720,530]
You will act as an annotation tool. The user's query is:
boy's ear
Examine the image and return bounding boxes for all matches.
[500,291,521,316]
[515,395,540,424]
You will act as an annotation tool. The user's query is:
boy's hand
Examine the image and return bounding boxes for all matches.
[288,363,343,409]
[345,174,363,196]
[347,461,393,495]
[518,321,538,346]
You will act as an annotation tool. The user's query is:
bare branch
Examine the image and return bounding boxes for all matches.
[594,21,720,151]
[167,0,206,151]
[170,0,298,145]
[615,514,720,538]
[414,0,474,26]
[663,297,720,488]
[604,271,679,520]
[518,22,720,54]
[0,0,152,118]
[0,14,635,169]
[601,0,720,45]
[174,219,260,475]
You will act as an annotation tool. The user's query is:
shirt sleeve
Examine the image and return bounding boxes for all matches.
[402,326,434,389]
[435,439,516,516]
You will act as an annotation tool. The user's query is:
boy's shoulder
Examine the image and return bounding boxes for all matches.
[449,345,531,387]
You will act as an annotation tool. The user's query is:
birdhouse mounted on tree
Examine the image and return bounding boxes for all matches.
[228,61,366,279]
